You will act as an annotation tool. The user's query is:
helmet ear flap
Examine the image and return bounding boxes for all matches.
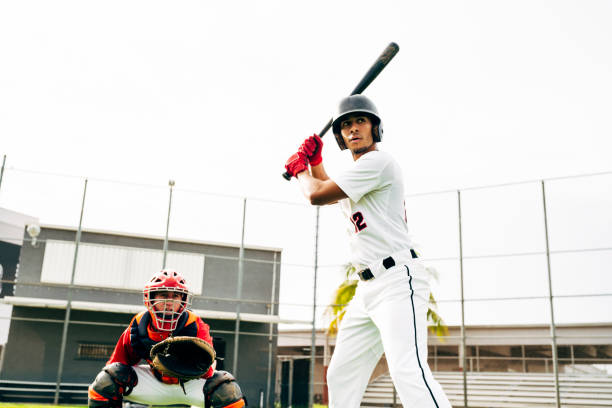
[334,132,348,150]
[372,121,383,143]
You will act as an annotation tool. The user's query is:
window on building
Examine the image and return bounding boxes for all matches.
[40,240,204,294]
[77,343,115,360]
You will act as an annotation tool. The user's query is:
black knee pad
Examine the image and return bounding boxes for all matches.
[204,370,246,408]
[88,363,137,408]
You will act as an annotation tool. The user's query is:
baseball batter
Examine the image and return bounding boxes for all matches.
[87,269,246,408]
[285,95,451,407]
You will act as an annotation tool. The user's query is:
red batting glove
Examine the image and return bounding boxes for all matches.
[284,151,309,178]
[298,134,323,166]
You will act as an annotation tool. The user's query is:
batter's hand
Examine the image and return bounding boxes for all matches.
[299,134,323,166]
[284,151,309,178]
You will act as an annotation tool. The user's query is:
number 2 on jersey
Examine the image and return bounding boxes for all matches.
[351,211,367,232]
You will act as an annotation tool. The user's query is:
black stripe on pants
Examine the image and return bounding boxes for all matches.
[406,265,439,408]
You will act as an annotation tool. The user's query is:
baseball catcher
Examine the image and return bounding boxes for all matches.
[88,269,246,408]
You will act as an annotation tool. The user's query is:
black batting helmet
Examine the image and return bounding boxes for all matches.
[331,95,383,150]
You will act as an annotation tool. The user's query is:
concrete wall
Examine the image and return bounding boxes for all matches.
[1,306,132,382]
[16,227,280,316]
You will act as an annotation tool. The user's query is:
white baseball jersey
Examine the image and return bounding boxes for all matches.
[333,150,413,268]
[326,150,451,408]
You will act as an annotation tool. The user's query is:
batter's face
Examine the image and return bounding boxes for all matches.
[339,114,377,159]
[152,290,184,313]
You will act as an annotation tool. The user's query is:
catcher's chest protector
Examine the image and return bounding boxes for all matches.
[130,311,195,361]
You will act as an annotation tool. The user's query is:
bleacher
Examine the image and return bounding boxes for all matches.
[361,371,612,407]
[0,380,88,404]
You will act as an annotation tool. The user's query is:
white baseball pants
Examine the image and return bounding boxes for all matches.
[124,365,207,407]
[327,257,451,408]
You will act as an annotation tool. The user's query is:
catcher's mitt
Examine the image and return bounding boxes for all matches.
[150,336,216,380]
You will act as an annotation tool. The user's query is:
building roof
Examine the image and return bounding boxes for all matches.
[0,207,38,246]
[42,224,283,252]
[2,296,311,325]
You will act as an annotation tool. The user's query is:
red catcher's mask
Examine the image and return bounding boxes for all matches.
[143,269,192,332]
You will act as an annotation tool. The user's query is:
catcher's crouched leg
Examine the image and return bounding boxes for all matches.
[88,362,138,408]
[203,370,246,408]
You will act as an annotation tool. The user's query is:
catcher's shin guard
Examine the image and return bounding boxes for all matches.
[204,370,246,408]
[88,363,138,408]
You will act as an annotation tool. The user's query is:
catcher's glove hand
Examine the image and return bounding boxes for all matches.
[150,336,216,380]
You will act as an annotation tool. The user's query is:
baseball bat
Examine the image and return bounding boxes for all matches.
[282,42,400,180]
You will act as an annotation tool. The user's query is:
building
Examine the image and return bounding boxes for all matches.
[276,323,612,406]
[0,207,38,301]
[0,223,283,406]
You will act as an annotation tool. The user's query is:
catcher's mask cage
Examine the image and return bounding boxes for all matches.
[331,94,383,150]
[143,269,193,332]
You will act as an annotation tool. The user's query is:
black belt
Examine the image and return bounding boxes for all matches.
[357,249,418,281]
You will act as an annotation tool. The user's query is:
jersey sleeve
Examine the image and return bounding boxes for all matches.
[106,326,141,366]
[195,317,215,379]
[333,152,393,203]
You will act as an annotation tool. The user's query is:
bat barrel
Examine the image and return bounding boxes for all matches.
[350,42,399,95]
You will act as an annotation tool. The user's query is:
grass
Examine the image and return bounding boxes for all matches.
[0,404,327,408]
[0,405,326,408]
[0,402,327,408]
[0,404,85,408]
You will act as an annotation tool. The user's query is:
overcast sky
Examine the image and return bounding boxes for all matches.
[1,1,611,330]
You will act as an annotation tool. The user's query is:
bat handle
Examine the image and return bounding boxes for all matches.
[282,119,333,181]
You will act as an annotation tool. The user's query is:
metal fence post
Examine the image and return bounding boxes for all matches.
[162,179,175,269]
[266,252,278,408]
[541,180,561,407]
[309,206,320,408]
[457,190,468,408]
[0,154,6,195]
[288,358,294,408]
[232,197,247,376]
[54,178,88,404]
[275,358,283,406]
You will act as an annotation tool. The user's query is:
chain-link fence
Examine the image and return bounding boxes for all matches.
[0,157,611,407]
